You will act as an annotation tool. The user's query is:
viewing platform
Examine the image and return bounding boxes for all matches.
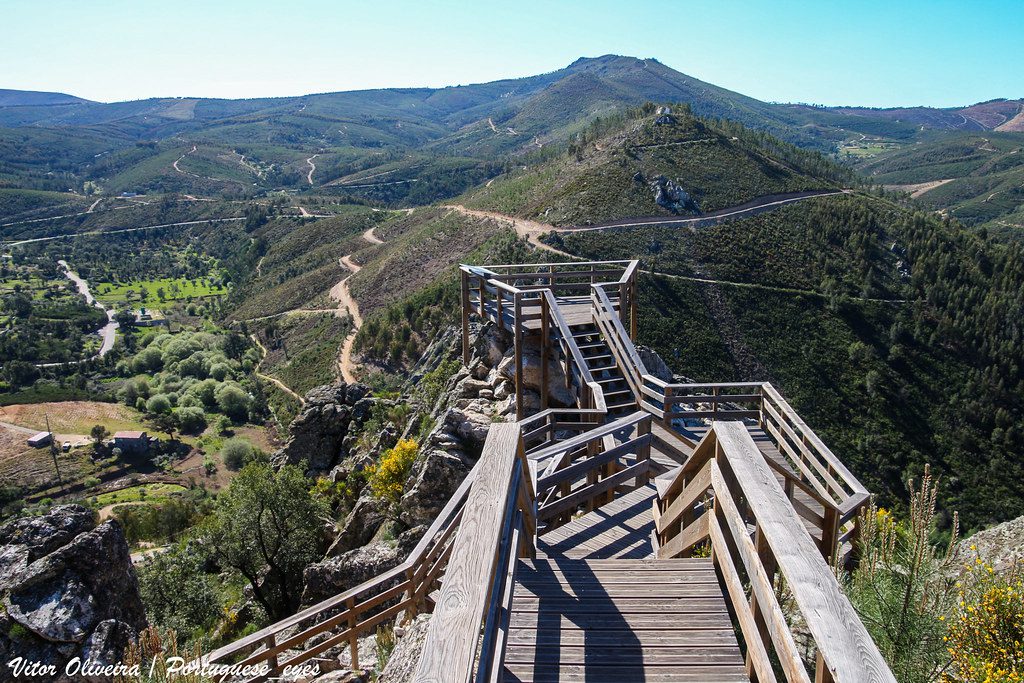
[204,260,892,683]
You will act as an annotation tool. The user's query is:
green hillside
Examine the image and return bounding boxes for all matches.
[852,132,1024,233]
[464,105,848,226]
[551,193,1024,531]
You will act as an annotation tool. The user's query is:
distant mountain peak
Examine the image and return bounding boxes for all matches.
[0,89,91,107]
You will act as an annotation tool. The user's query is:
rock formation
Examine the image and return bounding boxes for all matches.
[649,174,699,214]
[0,505,146,681]
[272,382,373,475]
[957,513,1024,573]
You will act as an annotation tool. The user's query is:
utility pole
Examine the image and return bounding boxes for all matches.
[45,414,62,490]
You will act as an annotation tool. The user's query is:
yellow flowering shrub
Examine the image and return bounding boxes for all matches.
[367,438,419,504]
[943,555,1024,683]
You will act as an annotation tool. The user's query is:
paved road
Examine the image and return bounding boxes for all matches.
[58,260,118,356]
[559,190,848,232]
[2,217,247,247]
[35,261,119,367]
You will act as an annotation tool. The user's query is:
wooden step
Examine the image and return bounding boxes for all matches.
[587,362,620,373]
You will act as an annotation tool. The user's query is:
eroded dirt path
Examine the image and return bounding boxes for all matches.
[306,153,319,185]
[362,226,383,244]
[442,204,571,257]
[250,334,305,405]
[173,145,198,175]
[331,221,391,382]
[884,179,955,198]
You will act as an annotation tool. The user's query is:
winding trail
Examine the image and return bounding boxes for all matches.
[443,190,848,254]
[442,204,568,255]
[361,226,383,244]
[334,254,365,383]
[250,334,305,405]
[306,153,319,185]
[330,222,394,382]
[172,145,198,175]
[2,217,247,248]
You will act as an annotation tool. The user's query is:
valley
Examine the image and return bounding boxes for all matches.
[1,52,1022,682]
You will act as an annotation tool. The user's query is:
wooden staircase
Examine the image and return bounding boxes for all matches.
[569,322,638,419]
[202,261,893,683]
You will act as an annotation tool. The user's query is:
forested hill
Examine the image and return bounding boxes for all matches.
[462,103,857,226]
[550,182,1023,531]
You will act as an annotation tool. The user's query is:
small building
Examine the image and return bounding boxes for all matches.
[113,431,148,453]
[134,308,167,327]
[27,432,52,448]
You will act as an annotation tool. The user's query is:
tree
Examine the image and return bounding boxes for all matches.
[137,541,219,637]
[114,309,137,329]
[4,293,33,318]
[90,424,109,446]
[148,412,178,442]
[215,383,251,421]
[3,360,40,388]
[145,394,172,414]
[200,462,328,620]
[173,406,206,434]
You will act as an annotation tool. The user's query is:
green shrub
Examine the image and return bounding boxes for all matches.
[145,394,172,414]
[215,383,250,421]
[174,406,207,434]
[848,465,960,683]
[221,438,254,471]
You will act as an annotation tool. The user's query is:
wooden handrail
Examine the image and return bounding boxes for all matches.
[200,443,487,680]
[412,423,534,683]
[657,422,896,683]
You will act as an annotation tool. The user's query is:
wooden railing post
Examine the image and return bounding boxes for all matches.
[540,293,549,411]
[630,274,638,340]
[816,652,837,683]
[514,292,523,420]
[461,270,470,364]
[821,505,840,565]
[264,634,279,676]
[405,565,418,618]
[477,276,485,319]
[637,417,651,487]
[618,280,627,326]
[346,595,358,671]
[663,386,674,430]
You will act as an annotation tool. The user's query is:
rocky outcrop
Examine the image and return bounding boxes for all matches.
[957,514,1024,574]
[637,344,674,383]
[0,505,146,682]
[272,381,373,475]
[378,614,431,683]
[649,174,699,214]
[303,527,421,605]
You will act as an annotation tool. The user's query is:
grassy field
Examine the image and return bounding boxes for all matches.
[0,401,148,435]
[93,482,187,507]
[95,276,225,305]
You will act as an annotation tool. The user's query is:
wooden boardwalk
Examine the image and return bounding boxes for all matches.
[504,557,747,682]
[500,479,747,681]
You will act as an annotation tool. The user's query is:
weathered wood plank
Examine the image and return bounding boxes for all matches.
[715,421,897,683]
[411,423,521,683]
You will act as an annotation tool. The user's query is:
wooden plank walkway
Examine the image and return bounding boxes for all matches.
[503,558,748,682]
[538,483,658,561]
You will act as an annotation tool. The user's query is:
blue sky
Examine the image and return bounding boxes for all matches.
[2,0,1021,106]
